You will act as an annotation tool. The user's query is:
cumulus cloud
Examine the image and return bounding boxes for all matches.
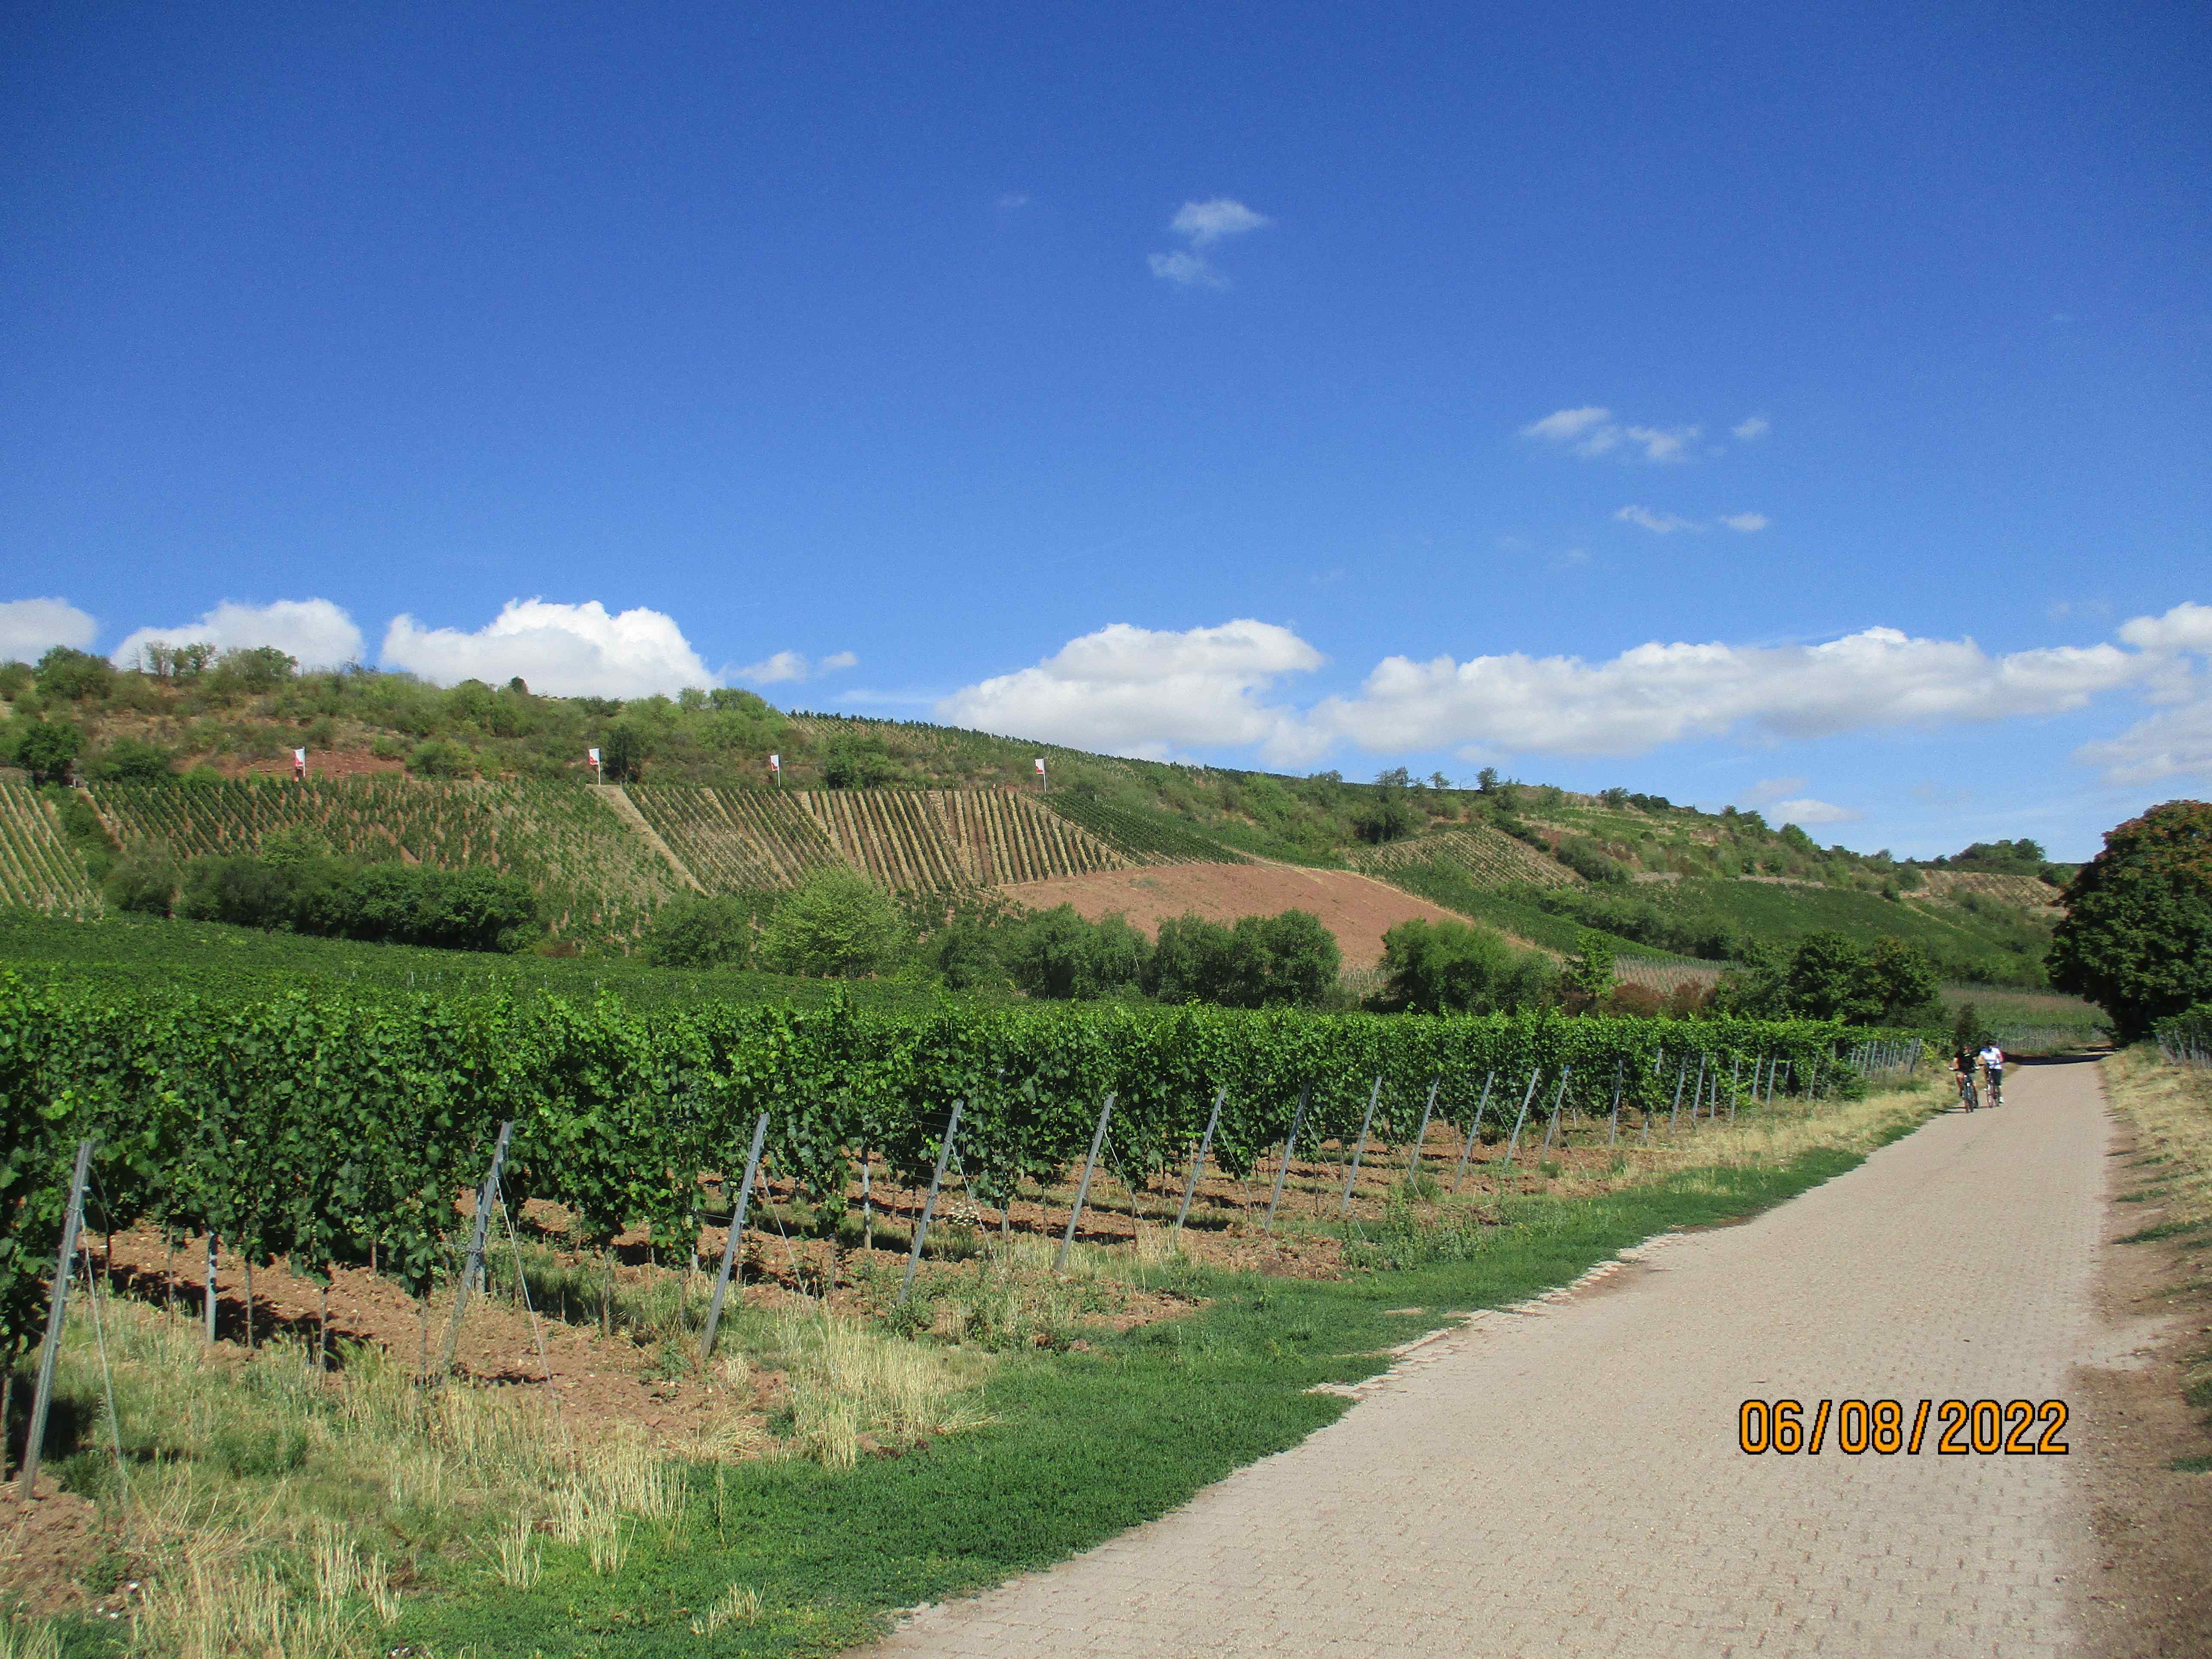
[937,619,1323,761]
[111,599,364,672]
[1300,626,2154,760]
[1522,408,1701,462]
[382,599,713,698]
[2116,600,2212,655]
[733,648,858,685]
[0,598,97,662]
[1150,197,1271,287]
[1719,512,1770,533]
[1732,415,1771,441]
[2075,698,2212,787]
[1616,505,1697,535]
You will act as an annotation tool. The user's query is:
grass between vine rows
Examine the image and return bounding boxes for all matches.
[6,1078,1944,1659]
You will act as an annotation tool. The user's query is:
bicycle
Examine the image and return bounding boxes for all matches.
[1983,1069,2002,1109]
[1956,1070,1979,1112]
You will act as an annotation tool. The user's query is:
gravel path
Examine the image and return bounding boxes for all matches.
[863,1060,2109,1658]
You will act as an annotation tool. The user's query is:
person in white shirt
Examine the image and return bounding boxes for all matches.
[1976,1042,2005,1106]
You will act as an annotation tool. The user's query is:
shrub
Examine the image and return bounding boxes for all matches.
[102,842,182,916]
[33,646,113,702]
[84,735,175,782]
[408,738,476,778]
[1143,909,1340,1008]
[1002,905,1147,1000]
[1370,918,1554,1015]
[644,894,757,969]
[4,717,83,784]
[757,867,906,978]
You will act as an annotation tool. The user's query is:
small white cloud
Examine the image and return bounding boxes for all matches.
[1732,415,1771,442]
[1719,512,1770,533]
[382,599,713,698]
[1148,250,1226,288]
[996,192,1030,210]
[1623,424,1700,462]
[1767,796,1861,826]
[1743,776,1808,807]
[2075,697,2212,786]
[1150,198,1270,287]
[1169,198,1271,244]
[2117,600,2212,655]
[734,648,859,684]
[1615,505,1697,535]
[1521,407,1612,444]
[939,619,1323,761]
[111,599,363,672]
[0,598,97,662]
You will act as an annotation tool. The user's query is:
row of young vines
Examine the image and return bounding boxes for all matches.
[0,972,1904,1359]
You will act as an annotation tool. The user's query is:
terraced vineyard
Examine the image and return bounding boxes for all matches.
[627,784,837,890]
[799,788,1127,890]
[1351,825,1581,889]
[88,778,685,938]
[1914,870,2062,912]
[0,782,100,916]
[1041,793,1243,866]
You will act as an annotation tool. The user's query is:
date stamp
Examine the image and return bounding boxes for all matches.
[1738,1398,2069,1456]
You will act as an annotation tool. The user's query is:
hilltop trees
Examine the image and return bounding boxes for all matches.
[2048,801,2212,1041]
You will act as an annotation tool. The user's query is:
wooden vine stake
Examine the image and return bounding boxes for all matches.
[1174,1086,1228,1237]
[699,1111,771,1361]
[434,1120,512,1379]
[19,1139,93,1502]
[1056,1094,1114,1273]
[902,1098,965,1303]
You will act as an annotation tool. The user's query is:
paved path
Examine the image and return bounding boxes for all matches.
[864,1060,2110,1658]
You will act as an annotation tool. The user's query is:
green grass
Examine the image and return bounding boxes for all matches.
[393,1147,1878,1657]
[1372,860,1702,962]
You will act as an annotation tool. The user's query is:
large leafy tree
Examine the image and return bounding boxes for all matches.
[2048,801,2212,1040]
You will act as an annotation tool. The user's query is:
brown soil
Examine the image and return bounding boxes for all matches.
[0,1484,107,1619]
[2069,1118,2212,1658]
[996,861,1475,968]
[217,747,406,780]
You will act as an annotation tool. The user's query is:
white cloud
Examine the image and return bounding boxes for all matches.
[1150,198,1270,287]
[937,619,1323,761]
[1616,505,1697,534]
[111,599,363,672]
[2075,696,2212,786]
[1300,626,2153,760]
[2117,600,2212,655]
[1148,250,1227,289]
[996,192,1030,210]
[0,598,97,662]
[733,648,858,684]
[381,599,713,698]
[1623,424,1699,462]
[1169,198,1271,244]
[1766,797,1861,826]
[1719,512,1770,533]
[1521,407,1612,444]
[1742,776,1807,807]
[1732,415,1771,441]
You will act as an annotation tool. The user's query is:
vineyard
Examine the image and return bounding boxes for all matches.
[87,778,686,938]
[1040,793,1243,865]
[1352,826,1581,889]
[794,787,1130,890]
[0,783,100,917]
[626,783,837,889]
[0,967,1901,1362]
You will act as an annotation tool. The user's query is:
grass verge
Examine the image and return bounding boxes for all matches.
[2100,1046,2212,1431]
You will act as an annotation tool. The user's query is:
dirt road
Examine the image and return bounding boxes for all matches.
[864,1060,2112,1657]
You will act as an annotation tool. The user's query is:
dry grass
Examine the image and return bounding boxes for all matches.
[2103,1045,2212,1233]
[758,1307,993,1468]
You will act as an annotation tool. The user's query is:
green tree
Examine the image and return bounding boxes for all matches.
[599,720,651,783]
[34,645,113,702]
[210,645,297,693]
[643,894,756,969]
[757,867,907,978]
[1003,905,1147,999]
[1564,929,1617,1011]
[7,718,83,784]
[84,735,174,782]
[1373,918,1553,1015]
[102,842,182,916]
[2047,801,2212,1040]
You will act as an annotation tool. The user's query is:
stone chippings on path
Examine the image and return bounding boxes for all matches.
[861,1063,2108,1658]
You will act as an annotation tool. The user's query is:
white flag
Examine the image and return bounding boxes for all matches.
[769,753,781,772]
[1033,757,1046,775]
[293,748,306,765]
[587,747,601,767]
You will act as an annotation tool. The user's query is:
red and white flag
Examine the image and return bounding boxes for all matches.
[769,753,781,774]
[587,747,601,771]
[1033,758,1046,775]
[292,747,307,779]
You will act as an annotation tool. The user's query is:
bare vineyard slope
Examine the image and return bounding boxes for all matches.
[88,777,687,937]
[1914,869,2063,913]
[1350,824,1583,889]
[625,784,837,890]
[794,787,1129,890]
[0,781,100,916]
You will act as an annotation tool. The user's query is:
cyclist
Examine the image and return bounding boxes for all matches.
[1977,1040,2006,1108]
[1952,1047,1979,1111]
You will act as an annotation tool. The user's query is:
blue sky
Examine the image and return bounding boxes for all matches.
[2,2,2206,859]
